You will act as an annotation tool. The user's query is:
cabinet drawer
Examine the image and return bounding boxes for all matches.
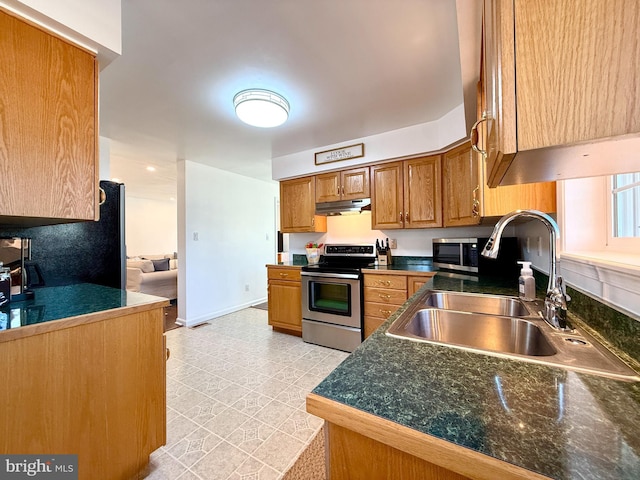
[364,301,401,319]
[363,274,407,290]
[267,267,301,281]
[364,287,407,305]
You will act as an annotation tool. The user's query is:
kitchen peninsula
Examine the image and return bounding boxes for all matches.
[307,275,640,480]
[0,284,168,480]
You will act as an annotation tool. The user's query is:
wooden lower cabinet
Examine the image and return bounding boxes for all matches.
[308,393,546,480]
[327,423,471,480]
[0,307,166,480]
[363,271,434,338]
[267,265,302,333]
[408,276,429,296]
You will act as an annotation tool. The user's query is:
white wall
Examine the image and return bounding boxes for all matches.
[5,0,121,66]
[271,104,467,181]
[178,161,278,327]
[125,196,177,256]
[286,213,506,257]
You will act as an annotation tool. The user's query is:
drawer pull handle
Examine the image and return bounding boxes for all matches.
[166,348,171,361]
[379,294,391,299]
[377,280,391,286]
[380,309,392,316]
[279,273,289,277]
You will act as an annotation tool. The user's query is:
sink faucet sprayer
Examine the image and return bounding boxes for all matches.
[481,210,572,331]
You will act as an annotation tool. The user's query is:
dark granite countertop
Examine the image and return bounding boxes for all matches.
[313,273,640,480]
[0,283,168,338]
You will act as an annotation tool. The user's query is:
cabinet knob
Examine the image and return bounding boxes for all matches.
[399,212,403,223]
[470,111,488,158]
[405,212,409,222]
[311,217,315,227]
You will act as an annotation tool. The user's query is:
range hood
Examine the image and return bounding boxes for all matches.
[315,198,371,216]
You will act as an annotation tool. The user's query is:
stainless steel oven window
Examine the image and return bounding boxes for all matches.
[308,280,351,316]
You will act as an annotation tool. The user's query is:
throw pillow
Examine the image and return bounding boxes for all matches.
[128,259,154,273]
[151,258,170,271]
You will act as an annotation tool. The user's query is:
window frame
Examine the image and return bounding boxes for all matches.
[605,173,640,254]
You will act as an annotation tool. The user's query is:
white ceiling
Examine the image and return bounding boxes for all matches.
[100,0,481,201]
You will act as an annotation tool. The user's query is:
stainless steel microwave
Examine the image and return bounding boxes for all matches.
[432,237,519,275]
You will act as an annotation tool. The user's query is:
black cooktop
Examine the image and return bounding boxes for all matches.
[302,244,377,273]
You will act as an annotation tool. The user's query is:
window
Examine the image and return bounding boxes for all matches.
[612,173,640,238]
[606,172,640,253]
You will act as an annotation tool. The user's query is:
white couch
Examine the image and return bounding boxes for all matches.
[126,254,177,300]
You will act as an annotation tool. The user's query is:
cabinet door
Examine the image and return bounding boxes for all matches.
[0,10,98,223]
[514,0,640,151]
[341,167,370,200]
[316,172,341,203]
[483,0,517,186]
[408,275,433,296]
[371,162,404,229]
[280,176,326,233]
[477,78,557,216]
[268,280,302,332]
[443,144,481,227]
[403,156,442,228]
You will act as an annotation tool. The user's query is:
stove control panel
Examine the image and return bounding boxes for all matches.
[324,244,376,257]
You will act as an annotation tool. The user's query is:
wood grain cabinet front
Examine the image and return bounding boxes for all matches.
[370,156,442,230]
[267,266,302,334]
[363,272,435,338]
[316,167,370,203]
[0,307,166,480]
[443,142,556,227]
[363,273,407,338]
[280,177,327,233]
[0,9,98,225]
[480,0,640,186]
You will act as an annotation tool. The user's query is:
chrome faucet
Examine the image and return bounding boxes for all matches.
[481,210,572,331]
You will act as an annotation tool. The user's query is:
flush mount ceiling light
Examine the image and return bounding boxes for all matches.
[233,89,290,128]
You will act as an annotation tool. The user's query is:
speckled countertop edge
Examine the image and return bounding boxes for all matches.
[0,284,169,342]
[313,274,640,480]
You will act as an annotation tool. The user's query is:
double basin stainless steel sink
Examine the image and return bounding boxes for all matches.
[386,290,639,381]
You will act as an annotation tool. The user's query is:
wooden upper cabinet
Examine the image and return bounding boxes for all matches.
[0,10,98,224]
[341,167,370,200]
[515,0,640,150]
[371,157,442,230]
[280,176,327,233]
[315,172,341,203]
[403,156,441,229]
[481,0,640,186]
[371,162,404,229]
[443,144,480,227]
[316,167,370,203]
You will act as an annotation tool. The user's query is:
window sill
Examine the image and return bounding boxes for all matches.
[560,251,640,319]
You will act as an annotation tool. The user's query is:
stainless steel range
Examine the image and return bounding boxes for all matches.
[301,244,376,352]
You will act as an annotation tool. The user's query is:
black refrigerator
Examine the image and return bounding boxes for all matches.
[0,180,126,289]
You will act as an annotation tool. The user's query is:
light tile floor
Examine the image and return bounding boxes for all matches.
[143,307,349,480]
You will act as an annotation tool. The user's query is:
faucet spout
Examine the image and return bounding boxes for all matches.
[481,210,572,331]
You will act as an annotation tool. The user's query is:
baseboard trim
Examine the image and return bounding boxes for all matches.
[183,299,266,328]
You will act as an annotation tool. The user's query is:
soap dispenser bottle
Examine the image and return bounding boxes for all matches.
[517,261,536,301]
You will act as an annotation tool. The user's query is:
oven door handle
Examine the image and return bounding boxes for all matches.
[301,271,360,280]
